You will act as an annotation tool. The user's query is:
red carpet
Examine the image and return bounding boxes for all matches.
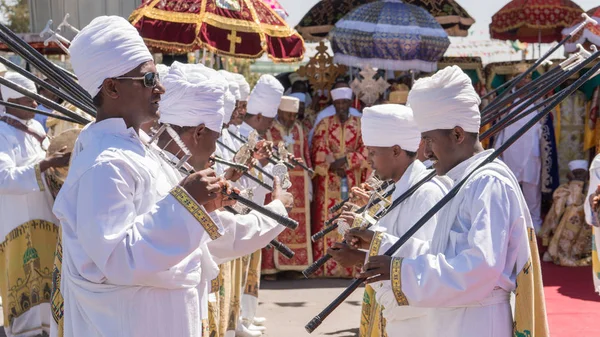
[542,261,600,336]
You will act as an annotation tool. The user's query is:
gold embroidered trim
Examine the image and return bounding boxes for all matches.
[170,186,221,240]
[35,163,45,192]
[369,231,383,257]
[391,257,408,306]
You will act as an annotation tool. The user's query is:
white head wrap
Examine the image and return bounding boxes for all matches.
[223,90,236,124]
[159,62,227,132]
[69,16,153,98]
[247,74,284,118]
[289,92,306,104]
[361,104,420,152]
[568,160,589,171]
[218,70,241,101]
[409,66,481,133]
[331,87,352,101]
[231,73,250,101]
[279,96,300,113]
[156,64,170,80]
[1,71,37,100]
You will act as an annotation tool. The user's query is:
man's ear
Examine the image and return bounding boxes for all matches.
[391,145,402,157]
[101,78,119,100]
[453,126,466,144]
[193,124,207,144]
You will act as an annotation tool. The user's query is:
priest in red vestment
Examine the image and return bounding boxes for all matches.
[310,86,369,278]
[262,96,314,275]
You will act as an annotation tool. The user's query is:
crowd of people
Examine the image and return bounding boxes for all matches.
[0,14,599,337]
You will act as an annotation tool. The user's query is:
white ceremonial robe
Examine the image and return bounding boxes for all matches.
[53,118,225,337]
[0,115,55,337]
[398,149,532,337]
[584,154,600,295]
[494,96,542,230]
[367,161,450,337]
[308,105,361,146]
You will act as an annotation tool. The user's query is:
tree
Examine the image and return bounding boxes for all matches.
[0,0,30,33]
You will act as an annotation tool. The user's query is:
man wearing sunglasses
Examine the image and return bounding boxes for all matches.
[52,16,225,337]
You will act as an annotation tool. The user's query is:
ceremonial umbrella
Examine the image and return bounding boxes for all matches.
[295,0,475,42]
[129,0,304,62]
[262,0,288,19]
[329,0,450,72]
[0,33,68,55]
[489,0,584,44]
[562,6,600,53]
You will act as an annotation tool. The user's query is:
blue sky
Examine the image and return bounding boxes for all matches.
[278,0,599,64]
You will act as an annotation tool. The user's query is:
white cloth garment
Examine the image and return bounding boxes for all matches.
[155,64,170,81]
[1,71,37,100]
[367,161,450,337]
[69,16,153,98]
[231,73,250,101]
[159,62,227,132]
[585,154,600,294]
[361,104,420,152]
[399,149,532,337]
[308,105,362,145]
[330,87,353,101]
[494,96,542,230]
[0,114,55,337]
[409,66,481,133]
[218,70,242,101]
[246,75,284,118]
[218,71,241,124]
[53,118,223,337]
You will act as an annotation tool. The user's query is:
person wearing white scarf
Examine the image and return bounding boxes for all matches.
[309,82,361,145]
[359,66,548,337]
[338,104,449,337]
[53,16,229,337]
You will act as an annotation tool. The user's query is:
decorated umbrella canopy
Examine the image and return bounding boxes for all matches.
[490,0,584,43]
[562,6,600,53]
[129,0,304,62]
[262,0,288,19]
[295,0,475,42]
[330,0,450,72]
[0,33,69,55]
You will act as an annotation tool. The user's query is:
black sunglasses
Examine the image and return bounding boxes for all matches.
[108,72,160,88]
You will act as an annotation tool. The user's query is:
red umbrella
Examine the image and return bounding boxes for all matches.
[490,0,584,43]
[129,0,304,62]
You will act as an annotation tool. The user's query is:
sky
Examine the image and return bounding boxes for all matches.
[277,0,599,65]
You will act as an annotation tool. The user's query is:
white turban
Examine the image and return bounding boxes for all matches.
[218,70,241,101]
[288,92,306,104]
[223,90,236,124]
[159,62,227,132]
[331,87,352,101]
[156,64,170,81]
[69,16,153,98]
[1,71,37,100]
[361,104,420,152]
[568,160,588,171]
[247,74,284,118]
[231,73,250,101]
[279,96,299,113]
[409,65,481,133]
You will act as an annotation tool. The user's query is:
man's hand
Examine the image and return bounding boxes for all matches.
[345,227,375,250]
[224,167,244,182]
[40,146,71,172]
[271,177,293,211]
[180,168,221,205]
[356,255,393,283]
[253,140,273,161]
[350,187,370,207]
[327,242,367,268]
[330,157,347,171]
[204,179,239,213]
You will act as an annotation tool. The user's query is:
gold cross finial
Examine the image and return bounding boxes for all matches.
[227,31,242,53]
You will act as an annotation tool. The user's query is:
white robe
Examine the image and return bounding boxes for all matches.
[584,154,600,294]
[399,149,531,337]
[0,115,55,337]
[367,161,450,337]
[53,118,224,337]
[308,105,362,146]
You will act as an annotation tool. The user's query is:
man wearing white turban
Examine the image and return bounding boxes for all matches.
[358,66,548,337]
[262,96,314,276]
[585,156,600,296]
[229,73,251,130]
[310,81,369,278]
[0,72,71,337]
[52,16,227,337]
[155,62,293,337]
[327,104,449,337]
